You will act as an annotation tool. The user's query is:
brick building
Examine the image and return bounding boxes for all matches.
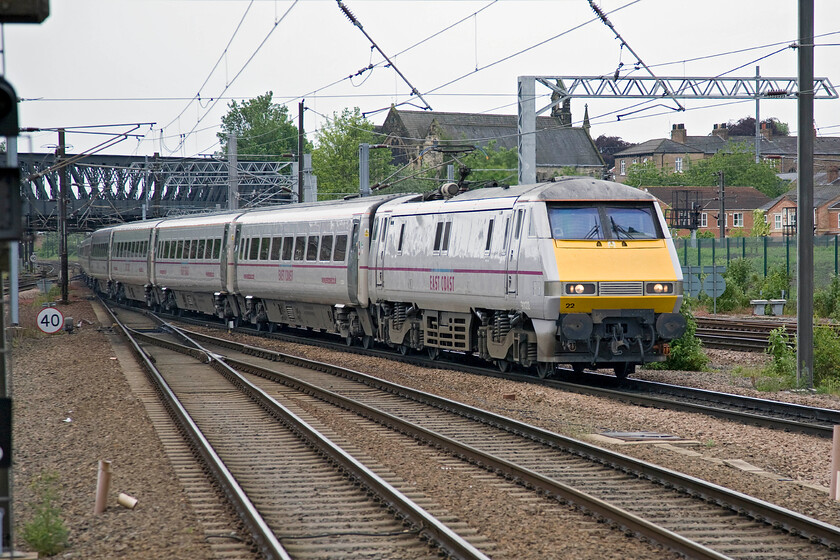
[644,186,771,237]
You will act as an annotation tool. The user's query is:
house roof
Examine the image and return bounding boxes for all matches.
[761,185,840,211]
[642,186,771,211]
[613,139,703,157]
[380,109,604,167]
[676,134,840,157]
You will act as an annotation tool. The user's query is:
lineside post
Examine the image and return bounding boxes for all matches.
[831,426,840,500]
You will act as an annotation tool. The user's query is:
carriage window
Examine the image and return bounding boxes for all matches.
[485,219,494,251]
[293,236,306,261]
[502,217,510,251]
[319,235,333,261]
[433,222,444,251]
[249,237,260,260]
[212,238,221,259]
[442,222,452,252]
[604,206,660,239]
[282,236,294,261]
[514,209,524,240]
[371,218,379,241]
[306,235,319,261]
[176,240,185,259]
[397,224,405,253]
[189,240,198,260]
[333,235,348,261]
[259,237,271,260]
[197,240,206,260]
[547,207,602,240]
[239,238,247,260]
[270,237,282,260]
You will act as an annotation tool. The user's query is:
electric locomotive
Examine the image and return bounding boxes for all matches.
[368,177,685,378]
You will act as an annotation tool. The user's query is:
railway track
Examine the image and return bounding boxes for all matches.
[544,372,840,439]
[114,304,840,559]
[104,302,489,560]
[694,316,815,352]
[151,305,840,439]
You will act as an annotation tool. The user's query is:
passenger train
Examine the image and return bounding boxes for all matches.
[80,177,687,379]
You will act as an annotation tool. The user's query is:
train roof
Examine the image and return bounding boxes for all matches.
[381,177,656,216]
[233,193,415,225]
[155,212,244,229]
[450,177,656,203]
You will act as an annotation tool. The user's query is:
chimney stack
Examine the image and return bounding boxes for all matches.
[760,122,772,139]
[712,123,729,141]
[671,123,687,144]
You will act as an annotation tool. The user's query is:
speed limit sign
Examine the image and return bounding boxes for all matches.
[37,307,64,334]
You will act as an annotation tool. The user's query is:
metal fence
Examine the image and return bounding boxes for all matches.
[674,235,840,289]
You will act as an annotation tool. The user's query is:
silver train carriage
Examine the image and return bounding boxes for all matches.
[83,178,685,378]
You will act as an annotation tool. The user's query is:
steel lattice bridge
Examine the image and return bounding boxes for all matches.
[19,153,298,232]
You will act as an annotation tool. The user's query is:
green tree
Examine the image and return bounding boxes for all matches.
[749,209,771,237]
[681,142,786,197]
[217,92,308,160]
[312,108,394,199]
[457,141,518,186]
[625,160,681,186]
[727,116,790,136]
[625,143,786,197]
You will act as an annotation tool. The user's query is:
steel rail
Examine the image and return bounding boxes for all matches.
[144,306,837,439]
[151,323,840,554]
[127,317,490,560]
[139,323,728,559]
[100,303,292,560]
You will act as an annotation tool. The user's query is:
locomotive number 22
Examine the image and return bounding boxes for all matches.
[565,303,575,309]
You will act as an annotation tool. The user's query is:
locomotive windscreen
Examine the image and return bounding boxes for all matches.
[547,203,662,240]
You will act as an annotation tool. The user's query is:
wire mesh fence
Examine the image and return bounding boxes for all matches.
[674,235,840,289]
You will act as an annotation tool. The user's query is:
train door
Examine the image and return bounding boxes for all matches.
[347,219,360,304]
[147,228,156,279]
[506,208,526,295]
[374,215,388,288]
[220,224,230,288]
[226,223,242,293]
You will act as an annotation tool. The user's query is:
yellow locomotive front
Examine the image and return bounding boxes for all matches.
[546,199,686,378]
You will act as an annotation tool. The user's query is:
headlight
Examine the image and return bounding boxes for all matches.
[564,282,596,295]
[645,282,674,294]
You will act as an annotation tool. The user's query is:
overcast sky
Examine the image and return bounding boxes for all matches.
[5,0,840,158]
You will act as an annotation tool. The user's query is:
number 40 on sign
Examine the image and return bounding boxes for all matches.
[37,307,64,334]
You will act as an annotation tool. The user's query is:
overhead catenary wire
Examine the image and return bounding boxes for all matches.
[335,0,432,111]
[24,4,839,159]
[161,0,256,132]
[169,0,300,154]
